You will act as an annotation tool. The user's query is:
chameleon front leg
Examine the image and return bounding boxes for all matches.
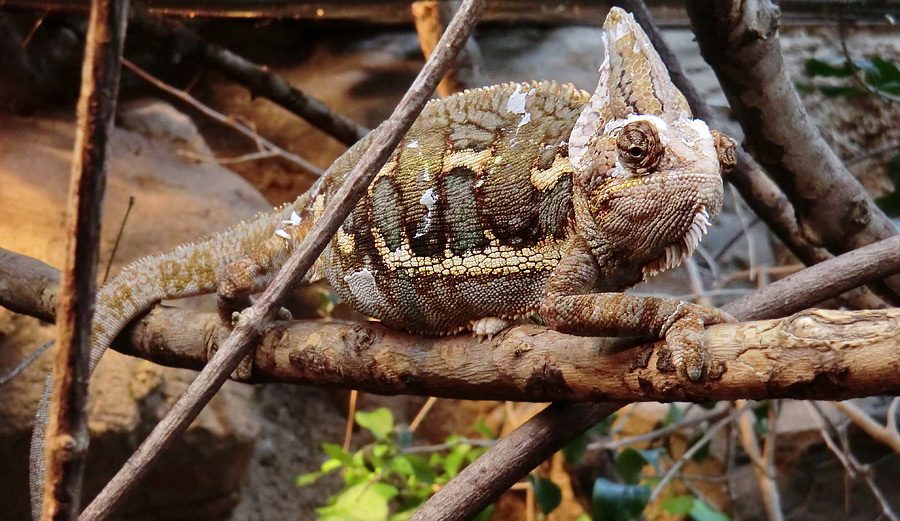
[539,243,732,381]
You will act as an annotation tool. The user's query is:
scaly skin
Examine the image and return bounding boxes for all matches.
[30,8,736,518]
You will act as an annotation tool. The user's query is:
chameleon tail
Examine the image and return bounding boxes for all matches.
[27,195,306,519]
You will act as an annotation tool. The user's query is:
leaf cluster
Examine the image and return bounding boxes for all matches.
[559,408,732,521]
[799,55,900,98]
[297,408,493,521]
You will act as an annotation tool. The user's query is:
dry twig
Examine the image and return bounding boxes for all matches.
[122,58,324,176]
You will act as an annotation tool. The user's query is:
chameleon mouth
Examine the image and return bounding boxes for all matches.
[642,206,711,280]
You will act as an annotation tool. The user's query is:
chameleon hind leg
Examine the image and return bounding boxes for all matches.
[216,219,309,378]
[539,242,732,381]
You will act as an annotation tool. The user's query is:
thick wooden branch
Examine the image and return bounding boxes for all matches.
[112,306,900,402]
[685,0,900,304]
[6,232,900,402]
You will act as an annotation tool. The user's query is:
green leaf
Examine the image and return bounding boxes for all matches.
[876,190,900,216]
[817,85,865,97]
[689,499,731,521]
[661,495,695,514]
[373,444,390,459]
[615,448,661,484]
[356,408,394,440]
[321,458,343,473]
[576,516,592,521]
[687,434,711,463]
[871,56,900,84]
[323,443,354,466]
[591,478,651,521]
[443,444,471,478]
[391,455,415,477]
[472,504,495,521]
[295,471,322,486]
[563,430,591,465]
[318,481,399,521]
[406,454,437,484]
[805,57,854,78]
[529,476,562,514]
[474,421,497,439]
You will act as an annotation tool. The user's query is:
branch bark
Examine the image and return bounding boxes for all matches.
[40,0,129,519]
[685,0,900,304]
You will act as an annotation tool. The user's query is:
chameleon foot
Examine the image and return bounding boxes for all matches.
[470,316,514,341]
[662,303,733,381]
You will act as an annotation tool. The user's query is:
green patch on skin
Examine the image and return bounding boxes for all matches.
[443,166,489,255]
[372,176,404,251]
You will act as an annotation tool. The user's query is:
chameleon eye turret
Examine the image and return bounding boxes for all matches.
[616,120,663,172]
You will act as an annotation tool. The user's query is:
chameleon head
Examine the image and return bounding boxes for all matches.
[568,7,736,280]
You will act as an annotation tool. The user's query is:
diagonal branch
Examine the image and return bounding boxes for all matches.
[130,6,369,146]
[121,58,324,175]
[76,0,486,519]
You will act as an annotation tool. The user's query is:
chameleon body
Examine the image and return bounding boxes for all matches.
[31,8,735,517]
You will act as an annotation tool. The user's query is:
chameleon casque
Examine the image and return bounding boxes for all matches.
[31,7,736,515]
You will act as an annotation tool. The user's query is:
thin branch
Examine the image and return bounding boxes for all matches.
[130,6,369,147]
[77,1,485,519]
[409,396,439,432]
[649,408,743,503]
[806,402,900,521]
[121,58,324,176]
[101,196,134,285]
[846,142,900,167]
[40,0,129,519]
[588,406,730,451]
[724,234,900,321]
[735,400,783,521]
[832,401,900,455]
[0,340,54,386]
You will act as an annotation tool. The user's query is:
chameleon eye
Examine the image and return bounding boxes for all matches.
[617,120,662,171]
[711,129,737,174]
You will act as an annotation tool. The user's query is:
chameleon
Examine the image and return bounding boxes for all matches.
[30,7,736,517]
